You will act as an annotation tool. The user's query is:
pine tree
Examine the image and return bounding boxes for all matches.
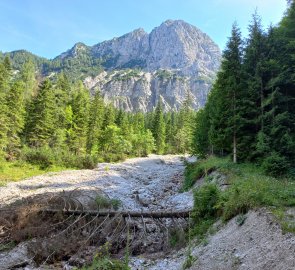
[152,101,166,154]
[241,13,269,161]
[20,59,37,102]
[52,73,72,148]
[27,79,57,147]
[225,23,244,162]
[103,104,116,129]
[204,23,243,161]
[0,57,11,155]
[6,80,25,158]
[192,108,210,157]
[69,81,90,154]
[86,90,104,154]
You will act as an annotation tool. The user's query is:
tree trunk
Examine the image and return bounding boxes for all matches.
[233,133,237,163]
[43,208,191,218]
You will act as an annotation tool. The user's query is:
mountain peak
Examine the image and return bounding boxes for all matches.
[57,20,221,76]
[162,19,188,26]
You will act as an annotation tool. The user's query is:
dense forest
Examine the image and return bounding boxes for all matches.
[193,1,295,177]
[0,57,194,170]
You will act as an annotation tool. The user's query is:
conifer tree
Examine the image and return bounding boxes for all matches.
[20,59,37,102]
[241,13,269,161]
[6,80,25,158]
[192,108,210,157]
[152,101,166,154]
[69,81,90,154]
[52,73,72,148]
[27,79,57,147]
[103,104,116,129]
[205,23,243,162]
[0,58,11,155]
[86,90,104,154]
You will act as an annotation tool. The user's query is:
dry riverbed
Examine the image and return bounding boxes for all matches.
[0,155,194,269]
[1,154,294,270]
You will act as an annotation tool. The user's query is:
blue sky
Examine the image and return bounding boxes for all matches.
[0,0,287,59]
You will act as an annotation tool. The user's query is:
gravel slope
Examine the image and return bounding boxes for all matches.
[131,209,295,270]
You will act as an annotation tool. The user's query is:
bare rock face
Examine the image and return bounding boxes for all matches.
[60,20,221,112]
[146,20,220,77]
[84,69,211,112]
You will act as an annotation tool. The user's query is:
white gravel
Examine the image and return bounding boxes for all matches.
[0,154,193,212]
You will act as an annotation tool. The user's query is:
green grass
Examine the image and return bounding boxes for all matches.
[188,156,295,236]
[79,257,129,270]
[182,156,232,191]
[0,160,68,186]
[95,195,121,210]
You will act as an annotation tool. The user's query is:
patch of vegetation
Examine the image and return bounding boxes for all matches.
[191,183,221,239]
[0,241,16,252]
[95,195,121,210]
[155,69,173,80]
[22,146,98,170]
[169,228,186,248]
[113,69,141,81]
[182,157,231,191]
[272,208,295,234]
[0,159,66,186]
[188,156,295,238]
[79,256,129,270]
[236,214,247,226]
[78,242,130,270]
[182,253,197,270]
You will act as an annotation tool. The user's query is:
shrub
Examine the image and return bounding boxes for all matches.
[79,242,130,270]
[192,184,220,221]
[80,155,98,169]
[94,195,121,210]
[22,146,55,169]
[191,184,220,238]
[262,152,290,177]
[80,256,129,270]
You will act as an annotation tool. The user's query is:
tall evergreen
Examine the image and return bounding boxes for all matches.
[241,13,268,161]
[6,80,25,158]
[69,81,90,154]
[20,59,37,102]
[204,23,244,162]
[0,57,12,155]
[86,90,104,154]
[27,79,57,147]
[152,101,166,154]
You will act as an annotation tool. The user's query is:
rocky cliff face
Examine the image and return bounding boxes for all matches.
[75,20,221,112]
[84,69,211,112]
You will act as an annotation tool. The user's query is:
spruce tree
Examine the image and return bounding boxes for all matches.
[69,81,90,154]
[241,13,269,161]
[0,57,11,155]
[27,79,57,147]
[86,90,104,154]
[204,23,243,161]
[152,101,166,154]
[6,80,25,158]
[20,59,37,102]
